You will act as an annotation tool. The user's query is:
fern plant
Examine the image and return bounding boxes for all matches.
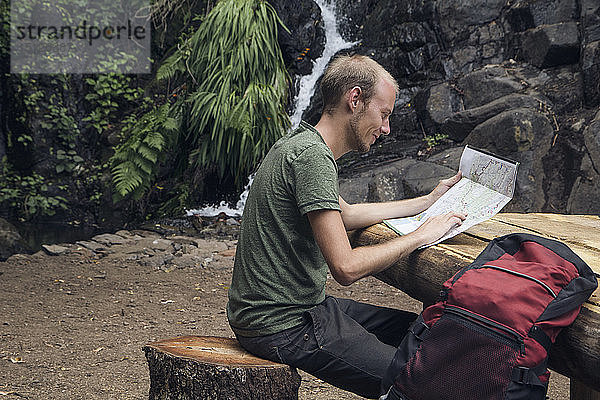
[111,0,290,203]
[158,0,290,182]
[111,103,179,200]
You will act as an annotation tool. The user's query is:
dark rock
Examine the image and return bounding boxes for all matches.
[41,244,70,256]
[436,0,505,44]
[0,218,29,260]
[441,93,549,141]
[339,172,373,204]
[401,160,455,197]
[367,173,406,203]
[415,83,463,134]
[520,22,580,68]
[464,108,555,212]
[538,67,583,114]
[582,41,600,107]
[338,158,455,203]
[457,65,525,109]
[427,146,464,171]
[269,0,325,75]
[580,0,600,43]
[505,0,578,32]
[583,111,600,171]
[567,153,600,214]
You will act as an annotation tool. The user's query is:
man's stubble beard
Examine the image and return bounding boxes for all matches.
[349,105,369,154]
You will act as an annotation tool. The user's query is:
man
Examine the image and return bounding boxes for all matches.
[227,54,465,399]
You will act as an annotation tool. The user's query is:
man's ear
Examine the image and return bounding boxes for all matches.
[346,86,362,113]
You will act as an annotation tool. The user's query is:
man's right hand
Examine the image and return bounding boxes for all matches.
[412,212,467,247]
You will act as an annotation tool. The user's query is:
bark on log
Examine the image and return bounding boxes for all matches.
[349,213,600,392]
[143,336,301,400]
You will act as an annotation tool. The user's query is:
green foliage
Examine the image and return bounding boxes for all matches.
[111,103,178,200]
[424,132,449,149]
[84,74,144,135]
[158,0,290,181]
[0,159,69,219]
[111,0,291,206]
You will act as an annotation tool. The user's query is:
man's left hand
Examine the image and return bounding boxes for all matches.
[428,171,462,204]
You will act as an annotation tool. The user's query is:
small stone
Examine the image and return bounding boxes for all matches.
[41,244,70,256]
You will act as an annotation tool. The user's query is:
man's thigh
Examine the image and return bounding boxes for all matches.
[281,297,416,398]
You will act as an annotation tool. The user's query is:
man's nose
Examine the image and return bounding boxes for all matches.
[381,118,391,135]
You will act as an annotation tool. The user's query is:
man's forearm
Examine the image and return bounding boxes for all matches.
[334,231,427,285]
[341,194,434,230]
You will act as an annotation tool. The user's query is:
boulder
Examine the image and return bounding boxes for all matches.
[0,218,29,260]
[582,41,600,107]
[441,94,547,141]
[415,83,463,134]
[436,0,505,44]
[520,22,580,68]
[426,146,465,171]
[505,0,578,32]
[464,108,555,212]
[457,65,525,109]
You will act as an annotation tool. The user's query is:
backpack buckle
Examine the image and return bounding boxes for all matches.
[410,321,429,341]
[512,366,530,384]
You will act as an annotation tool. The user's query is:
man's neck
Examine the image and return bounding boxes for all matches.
[314,114,352,160]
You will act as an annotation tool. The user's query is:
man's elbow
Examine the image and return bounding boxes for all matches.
[329,263,359,286]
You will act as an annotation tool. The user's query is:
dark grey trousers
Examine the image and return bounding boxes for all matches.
[235,296,417,399]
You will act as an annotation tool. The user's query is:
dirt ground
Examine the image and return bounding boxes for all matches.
[0,236,569,399]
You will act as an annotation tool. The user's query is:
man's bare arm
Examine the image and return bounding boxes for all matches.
[308,208,466,286]
[339,171,462,231]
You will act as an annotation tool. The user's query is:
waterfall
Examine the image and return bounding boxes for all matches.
[289,0,357,129]
[186,0,355,217]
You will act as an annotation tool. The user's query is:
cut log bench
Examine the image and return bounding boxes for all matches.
[143,336,301,400]
[349,212,600,400]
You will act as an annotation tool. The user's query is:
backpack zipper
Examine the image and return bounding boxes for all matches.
[445,305,526,354]
[479,264,557,298]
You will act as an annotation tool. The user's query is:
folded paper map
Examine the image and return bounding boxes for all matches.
[384,145,519,247]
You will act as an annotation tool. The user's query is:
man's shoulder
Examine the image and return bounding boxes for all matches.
[277,124,332,162]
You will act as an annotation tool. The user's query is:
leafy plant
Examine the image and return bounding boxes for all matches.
[0,159,68,219]
[160,0,290,181]
[111,103,178,200]
[111,0,291,204]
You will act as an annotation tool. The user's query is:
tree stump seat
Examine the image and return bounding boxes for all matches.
[143,336,301,400]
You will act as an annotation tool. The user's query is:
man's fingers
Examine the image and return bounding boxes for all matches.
[446,212,467,224]
[441,171,462,186]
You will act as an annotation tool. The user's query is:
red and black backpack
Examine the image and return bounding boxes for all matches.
[381,233,598,400]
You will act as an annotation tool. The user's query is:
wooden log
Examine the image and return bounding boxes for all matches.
[143,336,301,400]
[571,380,600,400]
[349,213,600,393]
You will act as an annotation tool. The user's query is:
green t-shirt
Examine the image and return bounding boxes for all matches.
[227,121,341,337]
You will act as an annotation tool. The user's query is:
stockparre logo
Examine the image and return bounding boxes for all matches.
[11,0,150,74]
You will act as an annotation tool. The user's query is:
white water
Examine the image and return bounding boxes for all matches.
[289,0,357,129]
[186,0,355,217]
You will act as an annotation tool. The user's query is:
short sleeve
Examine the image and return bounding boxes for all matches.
[291,144,341,215]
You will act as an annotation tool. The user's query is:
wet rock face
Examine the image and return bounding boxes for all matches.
[269,0,326,75]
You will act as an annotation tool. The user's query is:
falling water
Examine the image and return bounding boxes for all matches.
[186,0,355,217]
[289,0,357,128]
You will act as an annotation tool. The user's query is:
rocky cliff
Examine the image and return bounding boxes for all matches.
[279,0,600,214]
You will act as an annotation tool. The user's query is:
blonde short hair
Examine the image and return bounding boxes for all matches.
[320,54,398,114]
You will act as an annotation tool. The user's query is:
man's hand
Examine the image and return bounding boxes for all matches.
[411,211,467,247]
[428,171,462,205]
